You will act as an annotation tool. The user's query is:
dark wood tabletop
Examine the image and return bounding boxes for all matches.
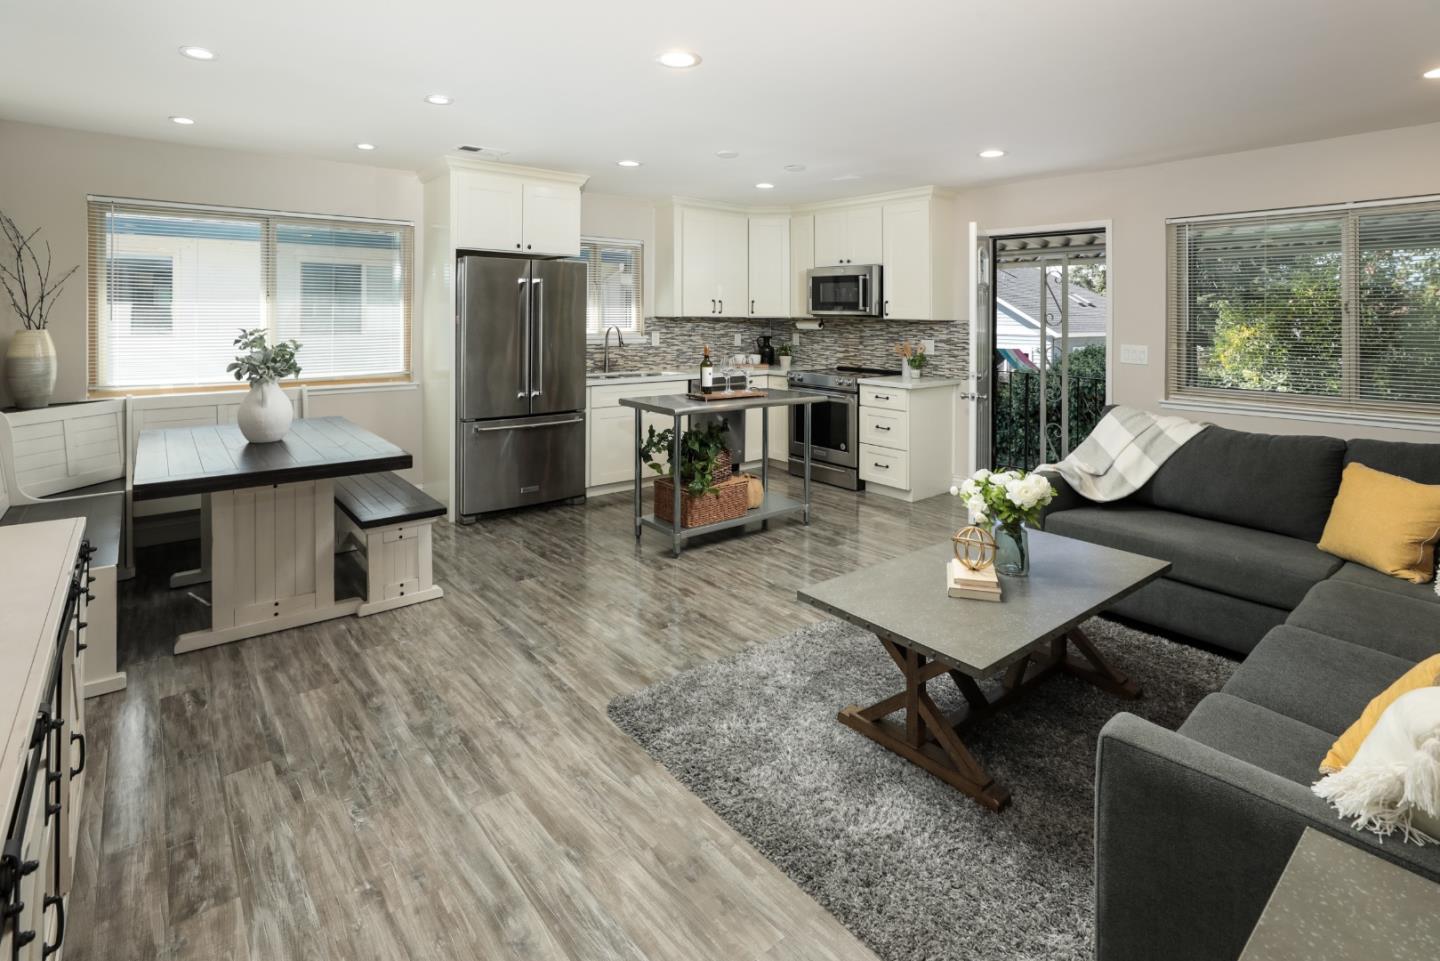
[131,416,412,501]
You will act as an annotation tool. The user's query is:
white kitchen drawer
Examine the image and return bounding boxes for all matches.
[860,408,908,450]
[589,380,689,410]
[860,384,909,411]
[860,444,909,489]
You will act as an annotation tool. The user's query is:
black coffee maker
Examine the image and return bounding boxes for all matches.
[755,334,777,366]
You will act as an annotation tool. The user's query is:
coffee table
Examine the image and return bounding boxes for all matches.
[797,530,1170,811]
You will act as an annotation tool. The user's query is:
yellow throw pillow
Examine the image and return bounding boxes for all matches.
[1321,653,1440,773]
[1318,462,1440,584]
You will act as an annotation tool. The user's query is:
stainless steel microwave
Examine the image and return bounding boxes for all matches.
[807,264,883,316]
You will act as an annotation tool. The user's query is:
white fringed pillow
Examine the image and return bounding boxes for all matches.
[1313,687,1440,845]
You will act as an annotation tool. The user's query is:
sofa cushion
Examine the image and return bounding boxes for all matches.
[1044,505,1341,609]
[1329,561,1440,605]
[1221,626,1415,735]
[1345,438,1440,486]
[1129,426,1346,542]
[1179,693,1337,785]
[1287,580,1440,663]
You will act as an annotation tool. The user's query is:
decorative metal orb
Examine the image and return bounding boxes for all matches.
[952,525,996,570]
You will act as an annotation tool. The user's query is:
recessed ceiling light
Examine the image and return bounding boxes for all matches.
[978,148,1006,159]
[657,50,701,69]
[832,174,861,182]
[616,159,642,167]
[715,149,739,159]
[356,143,376,151]
[169,116,195,125]
[178,45,215,61]
[1425,67,1440,80]
[755,183,775,190]
[783,163,806,173]
[425,93,453,105]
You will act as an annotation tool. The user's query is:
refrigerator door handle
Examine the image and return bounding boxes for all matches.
[531,277,544,398]
[472,416,583,433]
[516,277,530,400]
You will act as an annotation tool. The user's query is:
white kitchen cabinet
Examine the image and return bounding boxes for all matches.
[446,162,586,257]
[454,169,524,253]
[743,407,764,462]
[858,378,958,502]
[747,216,790,317]
[814,204,883,266]
[586,380,686,489]
[881,194,959,321]
[790,214,814,316]
[521,181,582,257]
[766,375,790,461]
[678,206,749,317]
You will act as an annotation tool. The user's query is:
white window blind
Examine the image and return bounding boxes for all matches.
[578,237,643,338]
[87,198,412,392]
[1167,198,1440,418]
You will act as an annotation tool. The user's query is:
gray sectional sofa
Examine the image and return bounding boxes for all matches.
[1038,426,1440,961]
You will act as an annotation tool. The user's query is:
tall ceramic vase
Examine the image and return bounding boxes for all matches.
[6,328,57,409]
[236,379,293,443]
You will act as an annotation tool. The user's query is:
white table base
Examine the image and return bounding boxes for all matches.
[174,478,361,654]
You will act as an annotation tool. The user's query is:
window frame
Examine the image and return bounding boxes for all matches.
[86,196,414,396]
[577,235,645,343]
[1165,194,1440,426]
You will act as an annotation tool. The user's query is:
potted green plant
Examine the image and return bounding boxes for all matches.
[0,212,78,409]
[776,342,792,372]
[227,328,303,443]
[639,419,748,527]
[896,341,928,381]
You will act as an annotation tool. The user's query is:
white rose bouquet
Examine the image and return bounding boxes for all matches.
[949,468,1057,537]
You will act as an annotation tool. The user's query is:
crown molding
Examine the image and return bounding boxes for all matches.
[422,156,590,187]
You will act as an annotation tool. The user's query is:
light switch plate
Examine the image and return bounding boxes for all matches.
[650,330,660,347]
[733,334,743,347]
[921,339,936,354]
[792,332,801,346]
[1119,344,1149,365]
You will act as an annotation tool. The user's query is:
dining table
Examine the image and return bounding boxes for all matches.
[130,416,411,653]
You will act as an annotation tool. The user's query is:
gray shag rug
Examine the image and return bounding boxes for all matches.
[608,617,1236,961]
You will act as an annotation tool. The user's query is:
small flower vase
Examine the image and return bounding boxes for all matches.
[236,379,293,443]
[902,364,915,381]
[993,522,1030,577]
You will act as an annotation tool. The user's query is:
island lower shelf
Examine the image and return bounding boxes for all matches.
[638,491,808,539]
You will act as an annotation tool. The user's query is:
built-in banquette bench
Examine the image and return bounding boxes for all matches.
[334,472,446,615]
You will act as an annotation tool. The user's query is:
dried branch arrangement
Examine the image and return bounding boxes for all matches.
[0,211,79,331]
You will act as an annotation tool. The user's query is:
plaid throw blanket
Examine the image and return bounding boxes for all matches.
[1042,405,1207,502]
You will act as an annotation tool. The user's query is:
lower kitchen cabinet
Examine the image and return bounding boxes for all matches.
[587,380,688,489]
[857,379,960,501]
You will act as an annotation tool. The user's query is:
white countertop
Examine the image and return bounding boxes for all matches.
[586,367,790,388]
[856,375,966,391]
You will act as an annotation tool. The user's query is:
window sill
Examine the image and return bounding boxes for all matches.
[1160,396,1440,433]
[89,377,417,399]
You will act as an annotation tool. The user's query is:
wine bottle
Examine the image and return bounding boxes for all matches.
[700,345,714,392]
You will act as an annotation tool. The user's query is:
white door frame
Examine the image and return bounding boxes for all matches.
[972,218,1113,471]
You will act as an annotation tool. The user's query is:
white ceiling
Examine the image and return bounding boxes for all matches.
[4,0,1440,205]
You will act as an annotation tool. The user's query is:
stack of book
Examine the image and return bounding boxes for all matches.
[946,558,1002,602]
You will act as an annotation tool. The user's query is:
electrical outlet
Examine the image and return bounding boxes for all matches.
[733,334,743,347]
[650,330,659,347]
[792,332,801,346]
[921,339,935,355]
[1119,344,1149,365]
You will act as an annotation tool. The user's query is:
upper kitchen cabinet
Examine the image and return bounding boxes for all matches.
[790,214,814,316]
[880,191,959,321]
[657,201,752,317]
[813,204,883,266]
[747,216,790,317]
[440,159,588,258]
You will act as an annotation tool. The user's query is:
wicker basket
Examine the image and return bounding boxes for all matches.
[654,473,750,529]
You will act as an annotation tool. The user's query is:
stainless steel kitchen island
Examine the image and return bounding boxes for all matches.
[620,389,823,556]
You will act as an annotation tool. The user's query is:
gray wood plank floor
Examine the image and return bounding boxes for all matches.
[68,472,971,961]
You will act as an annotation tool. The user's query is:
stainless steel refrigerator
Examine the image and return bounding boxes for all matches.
[456,255,587,517]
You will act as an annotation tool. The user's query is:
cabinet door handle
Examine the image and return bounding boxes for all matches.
[70,731,86,778]
[718,299,724,313]
[515,243,522,249]
[875,394,890,400]
[885,299,890,317]
[872,462,889,469]
[750,299,755,314]
[41,894,65,958]
[875,424,891,431]
[711,299,716,313]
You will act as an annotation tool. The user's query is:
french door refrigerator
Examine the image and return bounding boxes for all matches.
[457,255,586,517]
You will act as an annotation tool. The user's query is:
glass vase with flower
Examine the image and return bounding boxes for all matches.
[949,468,1057,576]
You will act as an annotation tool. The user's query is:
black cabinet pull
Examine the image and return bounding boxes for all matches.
[873,462,889,469]
[750,299,755,314]
[70,731,86,777]
[41,894,65,958]
[718,299,724,313]
[526,244,532,250]
[876,424,891,431]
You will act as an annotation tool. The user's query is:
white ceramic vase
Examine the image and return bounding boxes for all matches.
[779,355,792,372]
[6,328,57,409]
[237,379,293,443]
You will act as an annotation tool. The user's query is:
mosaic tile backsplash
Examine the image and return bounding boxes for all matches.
[587,315,970,379]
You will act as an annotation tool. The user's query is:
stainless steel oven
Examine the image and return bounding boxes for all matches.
[787,370,864,490]
[807,264,883,317]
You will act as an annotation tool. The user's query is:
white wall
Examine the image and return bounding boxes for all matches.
[962,120,1440,443]
[0,119,426,475]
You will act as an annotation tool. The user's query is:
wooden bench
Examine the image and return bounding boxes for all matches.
[333,472,445,616]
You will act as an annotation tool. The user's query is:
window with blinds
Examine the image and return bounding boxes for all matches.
[578,237,643,338]
[87,198,412,392]
[1167,198,1440,418]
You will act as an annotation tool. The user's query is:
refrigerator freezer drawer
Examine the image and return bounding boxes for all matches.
[460,414,586,516]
